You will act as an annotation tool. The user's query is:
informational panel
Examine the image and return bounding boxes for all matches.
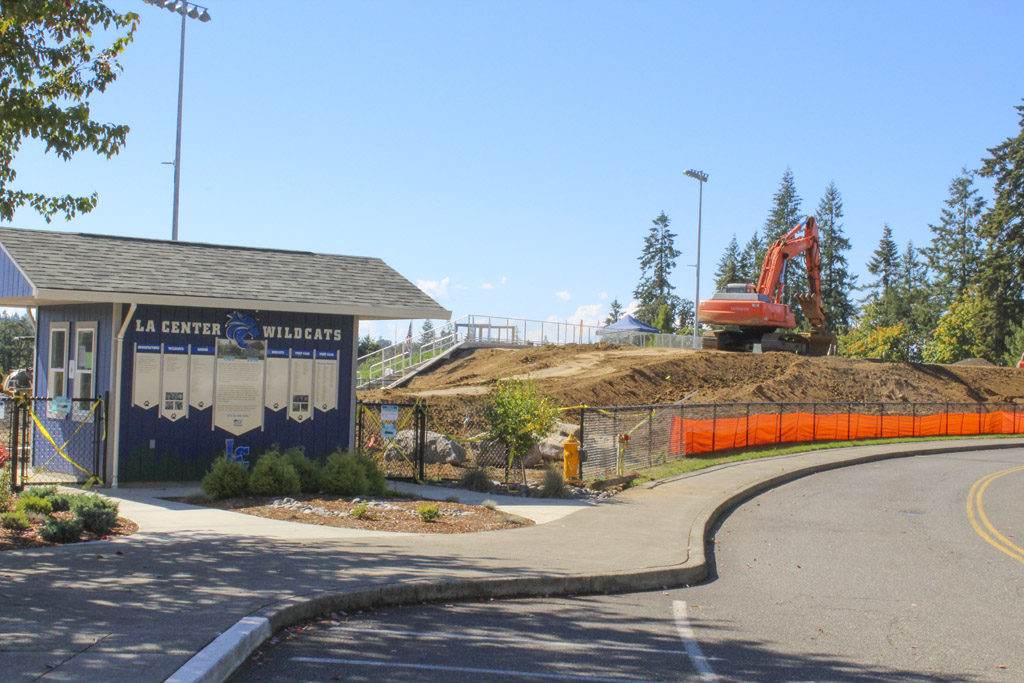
[313,350,339,412]
[264,348,290,412]
[124,307,351,446]
[189,345,214,410]
[159,344,189,422]
[213,339,266,436]
[288,350,313,423]
[132,344,161,410]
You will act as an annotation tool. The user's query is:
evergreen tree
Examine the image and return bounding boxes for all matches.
[921,169,986,308]
[763,169,804,243]
[894,241,938,358]
[358,334,383,356]
[865,224,900,304]
[761,169,805,322]
[604,299,624,325]
[739,231,766,283]
[977,101,1024,359]
[1002,321,1024,367]
[713,235,742,290]
[814,182,857,333]
[677,298,695,333]
[654,304,675,333]
[0,315,33,374]
[421,320,436,342]
[633,211,681,326]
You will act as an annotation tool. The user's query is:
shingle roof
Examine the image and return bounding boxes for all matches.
[0,227,450,320]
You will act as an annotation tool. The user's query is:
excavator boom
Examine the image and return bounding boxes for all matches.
[698,216,833,354]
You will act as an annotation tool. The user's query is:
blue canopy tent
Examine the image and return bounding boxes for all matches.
[598,314,659,335]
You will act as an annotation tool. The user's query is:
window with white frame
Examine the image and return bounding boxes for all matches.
[48,322,69,398]
[74,322,97,401]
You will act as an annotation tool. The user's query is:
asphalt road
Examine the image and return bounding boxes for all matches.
[233,448,1024,682]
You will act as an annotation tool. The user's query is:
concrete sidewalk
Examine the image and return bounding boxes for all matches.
[2,438,1022,682]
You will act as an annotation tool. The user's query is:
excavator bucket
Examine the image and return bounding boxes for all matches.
[794,294,826,330]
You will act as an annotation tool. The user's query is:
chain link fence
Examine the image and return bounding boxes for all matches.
[355,400,557,488]
[4,396,107,490]
[579,401,1024,479]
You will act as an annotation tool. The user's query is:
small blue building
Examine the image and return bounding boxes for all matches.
[0,227,449,484]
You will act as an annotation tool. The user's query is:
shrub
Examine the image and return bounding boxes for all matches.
[23,486,58,500]
[0,461,13,512]
[72,495,119,535]
[539,465,566,498]
[319,451,368,496]
[483,379,558,477]
[248,453,301,497]
[16,495,52,516]
[40,517,82,544]
[355,452,387,496]
[417,503,440,522]
[2,510,30,531]
[350,503,373,520]
[48,493,76,512]
[458,466,492,493]
[284,446,321,494]
[481,499,497,511]
[201,459,250,499]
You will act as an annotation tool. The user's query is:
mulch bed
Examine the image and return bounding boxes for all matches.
[183,494,534,534]
[0,514,139,551]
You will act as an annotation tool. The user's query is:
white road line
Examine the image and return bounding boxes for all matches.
[293,656,654,682]
[328,625,688,655]
[672,600,719,682]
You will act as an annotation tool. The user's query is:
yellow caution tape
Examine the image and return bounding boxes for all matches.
[25,399,103,481]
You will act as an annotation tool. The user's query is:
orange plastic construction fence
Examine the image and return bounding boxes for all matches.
[669,410,1024,456]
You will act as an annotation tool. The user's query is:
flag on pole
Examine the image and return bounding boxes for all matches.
[406,321,414,345]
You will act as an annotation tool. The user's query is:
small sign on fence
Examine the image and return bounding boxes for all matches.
[52,397,72,416]
[381,404,399,422]
[381,423,397,439]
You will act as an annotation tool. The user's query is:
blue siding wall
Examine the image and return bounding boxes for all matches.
[35,304,114,398]
[33,304,114,476]
[117,304,355,481]
[0,247,33,298]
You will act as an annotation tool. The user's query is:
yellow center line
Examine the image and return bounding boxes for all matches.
[966,465,1024,564]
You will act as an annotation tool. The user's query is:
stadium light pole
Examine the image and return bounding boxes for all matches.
[684,169,708,351]
[142,0,212,241]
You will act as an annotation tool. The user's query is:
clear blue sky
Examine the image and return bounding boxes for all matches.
[8,1,1024,342]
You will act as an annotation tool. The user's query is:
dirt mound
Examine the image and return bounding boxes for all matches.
[360,344,1024,435]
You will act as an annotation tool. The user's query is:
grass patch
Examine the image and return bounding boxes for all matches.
[627,434,1022,486]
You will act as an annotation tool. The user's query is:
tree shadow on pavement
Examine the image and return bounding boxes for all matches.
[231,591,975,682]
[0,533,560,682]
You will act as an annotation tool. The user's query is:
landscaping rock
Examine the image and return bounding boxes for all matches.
[529,421,581,464]
[385,430,468,465]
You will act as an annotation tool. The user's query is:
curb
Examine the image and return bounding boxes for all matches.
[166,438,1024,682]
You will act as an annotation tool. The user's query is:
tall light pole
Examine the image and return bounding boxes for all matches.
[684,169,708,351]
[142,0,211,241]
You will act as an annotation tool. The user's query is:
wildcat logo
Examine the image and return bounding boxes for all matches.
[225,311,261,349]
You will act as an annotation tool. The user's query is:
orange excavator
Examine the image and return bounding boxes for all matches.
[698,216,836,355]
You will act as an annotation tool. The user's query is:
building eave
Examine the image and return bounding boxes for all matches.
[9,289,452,321]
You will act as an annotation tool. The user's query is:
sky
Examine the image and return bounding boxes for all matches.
[7,1,1024,343]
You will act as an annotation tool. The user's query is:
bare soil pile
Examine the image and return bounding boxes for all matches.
[360,344,1024,436]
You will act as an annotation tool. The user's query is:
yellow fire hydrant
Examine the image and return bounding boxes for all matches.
[563,435,582,484]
